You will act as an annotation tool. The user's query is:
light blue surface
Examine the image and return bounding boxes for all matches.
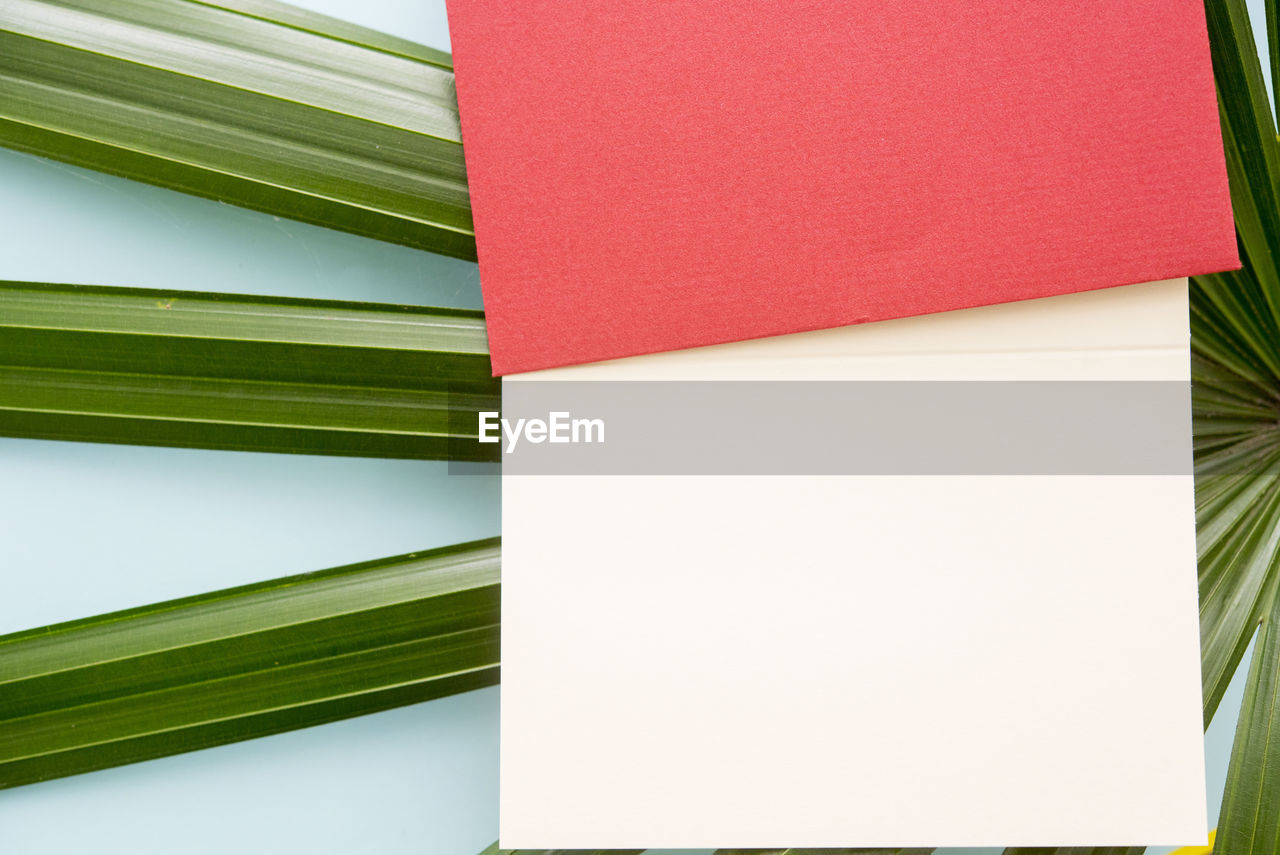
[0,149,481,309]
[1249,0,1275,109]
[0,1,1262,852]
[0,5,498,853]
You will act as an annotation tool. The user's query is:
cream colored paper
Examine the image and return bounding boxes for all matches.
[500,279,1206,847]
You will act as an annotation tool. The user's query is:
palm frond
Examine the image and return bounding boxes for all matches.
[0,538,500,789]
[0,0,473,258]
[0,280,498,459]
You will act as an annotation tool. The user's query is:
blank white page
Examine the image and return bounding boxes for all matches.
[500,279,1206,847]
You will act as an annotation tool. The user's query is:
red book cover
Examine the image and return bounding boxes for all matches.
[447,0,1239,375]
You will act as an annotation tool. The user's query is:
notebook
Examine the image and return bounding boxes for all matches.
[498,278,1206,846]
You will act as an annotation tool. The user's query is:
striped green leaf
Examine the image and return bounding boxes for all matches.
[0,0,474,258]
[1197,0,1280,727]
[1002,848,1144,855]
[1213,590,1280,855]
[0,280,499,459]
[0,538,500,789]
[1197,3,1280,855]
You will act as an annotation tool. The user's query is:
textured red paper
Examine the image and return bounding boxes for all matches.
[447,0,1239,375]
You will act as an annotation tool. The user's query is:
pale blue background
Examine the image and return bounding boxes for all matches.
[0,1,1265,852]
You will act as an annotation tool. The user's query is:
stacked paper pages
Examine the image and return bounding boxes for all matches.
[445,0,1240,845]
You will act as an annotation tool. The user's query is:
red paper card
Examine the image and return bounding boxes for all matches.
[447,0,1238,375]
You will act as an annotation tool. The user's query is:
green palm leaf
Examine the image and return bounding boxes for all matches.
[1003,849,1144,855]
[0,538,500,789]
[1213,589,1280,855]
[0,0,473,258]
[1196,2,1280,854]
[0,280,499,459]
